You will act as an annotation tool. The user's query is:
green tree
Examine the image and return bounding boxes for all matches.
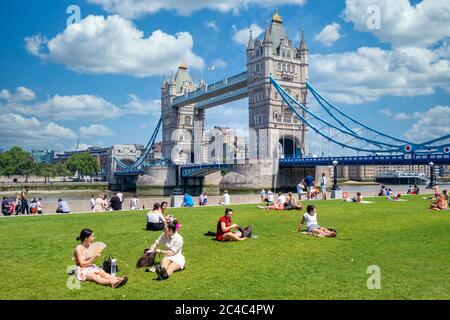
[65,152,99,179]
[34,163,57,183]
[2,146,35,180]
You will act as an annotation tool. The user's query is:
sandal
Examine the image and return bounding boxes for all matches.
[113,276,128,288]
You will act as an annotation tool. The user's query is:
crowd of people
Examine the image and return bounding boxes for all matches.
[62,175,450,290]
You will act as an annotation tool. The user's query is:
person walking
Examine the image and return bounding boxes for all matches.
[320,173,327,200]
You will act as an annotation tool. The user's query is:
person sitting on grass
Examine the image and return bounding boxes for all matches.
[216,208,246,241]
[73,228,127,288]
[284,192,303,210]
[181,193,194,207]
[1,197,11,216]
[296,205,336,237]
[149,222,185,280]
[56,198,71,213]
[430,193,448,211]
[146,203,166,231]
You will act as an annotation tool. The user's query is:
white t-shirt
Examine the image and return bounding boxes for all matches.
[147,211,165,224]
[303,212,318,229]
[153,232,185,269]
[267,192,274,202]
[130,197,139,209]
[321,176,327,186]
[90,198,95,208]
[221,193,230,204]
[278,195,287,204]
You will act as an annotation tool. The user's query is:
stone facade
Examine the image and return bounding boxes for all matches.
[247,11,309,159]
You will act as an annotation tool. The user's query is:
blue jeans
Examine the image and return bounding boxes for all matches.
[20,199,29,215]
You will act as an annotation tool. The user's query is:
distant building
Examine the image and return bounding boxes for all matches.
[204,126,246,163]
[31,149,55,164]
[54,144,145,180]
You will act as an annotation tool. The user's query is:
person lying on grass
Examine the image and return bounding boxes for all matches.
[73,228,127,288]
[387,193,403,201]
[257,192,302,211]
[149,222,185,280]
[296,205,336,237]
[345,192,363,203]
[430,193,448,211]
[216,208,247,241]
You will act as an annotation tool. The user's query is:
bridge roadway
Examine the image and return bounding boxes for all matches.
[114,153,450,178]
[172,71,247,109]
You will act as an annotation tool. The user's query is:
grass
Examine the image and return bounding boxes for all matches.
[0,195,449,300]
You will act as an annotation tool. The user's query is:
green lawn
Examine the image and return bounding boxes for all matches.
[0,195,449,300]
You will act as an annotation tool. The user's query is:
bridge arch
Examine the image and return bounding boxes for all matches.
[278,135,302,158]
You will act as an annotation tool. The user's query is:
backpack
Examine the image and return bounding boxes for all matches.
[102,255,119,274]
[238,225,252,238]
[136,248,157,268]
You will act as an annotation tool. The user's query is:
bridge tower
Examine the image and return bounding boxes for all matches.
[161,62,205,164]
[247,9,309,159]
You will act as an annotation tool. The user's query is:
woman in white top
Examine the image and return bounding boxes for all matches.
[129,194,140,210]
[296,205,336,237]
[146,203,166,231]
[149,222,185,280]
[93,194,106,212]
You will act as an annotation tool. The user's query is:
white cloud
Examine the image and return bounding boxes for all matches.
[123,94,160,115]
[232,24,263,45]
[314,23,341,47]
[79,124,115,137]
[0,113,77,149]
[204,21,218,31]
[211,59,228,69]
[88,0,306,18]
[403,106,450,142]
[379,108,412,121]
[344,0,450,48]
[25,15,204,77]
[0,87,164,122]
[0,87,36,102]
[310,45,450,104]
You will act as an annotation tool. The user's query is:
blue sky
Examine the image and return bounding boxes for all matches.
[0,0,449,155]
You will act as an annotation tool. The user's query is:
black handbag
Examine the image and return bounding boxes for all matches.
[102,255,119,274]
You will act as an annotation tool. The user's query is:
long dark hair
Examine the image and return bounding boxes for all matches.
[76,228,93,242]
[153,203,161,211]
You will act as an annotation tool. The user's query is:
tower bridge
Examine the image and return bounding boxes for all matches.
[111,9,450,194]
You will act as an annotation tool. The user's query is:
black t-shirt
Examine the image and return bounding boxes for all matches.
[110,196,122,211]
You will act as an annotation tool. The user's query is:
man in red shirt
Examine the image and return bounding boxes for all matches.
[216,208,247,241]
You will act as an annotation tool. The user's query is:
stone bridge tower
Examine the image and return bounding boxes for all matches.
[247,9,309,159]
[161,62,205,165]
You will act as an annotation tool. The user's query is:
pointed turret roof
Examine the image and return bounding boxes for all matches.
[247,30,254,50]
[299,30,308,51]
[263,22,272,44]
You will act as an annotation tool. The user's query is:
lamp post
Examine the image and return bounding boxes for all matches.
[427,161,436,188]
[331,160,342,199]
[332,160,340,190]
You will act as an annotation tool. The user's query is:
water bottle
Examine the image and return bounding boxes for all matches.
[111,259,117,276]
